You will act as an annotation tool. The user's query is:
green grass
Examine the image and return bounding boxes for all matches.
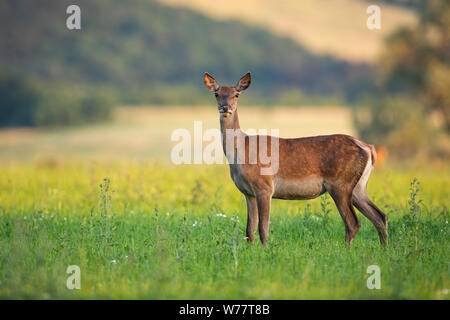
[0,162,449,299]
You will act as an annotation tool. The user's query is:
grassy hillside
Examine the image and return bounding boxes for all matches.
[158,0,417,63]
[0,0,372,105]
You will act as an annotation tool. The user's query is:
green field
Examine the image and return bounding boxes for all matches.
[0,161,448,299]
[0,107,448,299]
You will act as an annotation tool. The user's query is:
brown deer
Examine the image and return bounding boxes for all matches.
[204,72,388,246]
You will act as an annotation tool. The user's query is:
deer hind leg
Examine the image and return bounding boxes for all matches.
[352,153,388,244]
[352,185,388,245]
[245,195,258,242]
[352,196,388,245]
[255,192,272,247]
[328,188,361,245]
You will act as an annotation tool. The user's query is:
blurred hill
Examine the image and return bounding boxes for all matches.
[0,0,376,106]
[158,0,417,63]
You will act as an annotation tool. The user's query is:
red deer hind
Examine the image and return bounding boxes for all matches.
[204,72,388,246]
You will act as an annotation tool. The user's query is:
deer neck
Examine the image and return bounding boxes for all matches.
[219,109,245,159]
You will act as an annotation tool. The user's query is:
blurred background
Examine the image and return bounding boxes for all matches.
[0,0,448,164]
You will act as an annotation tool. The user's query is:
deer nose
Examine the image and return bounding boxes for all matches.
[220,106,230,113]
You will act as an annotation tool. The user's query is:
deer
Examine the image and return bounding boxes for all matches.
[204,72,388,247]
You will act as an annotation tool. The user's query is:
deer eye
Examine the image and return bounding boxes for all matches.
[235,93,239,98]
[214,93,219,98]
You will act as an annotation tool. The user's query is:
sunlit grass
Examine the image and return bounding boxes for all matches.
[0,161,448,299]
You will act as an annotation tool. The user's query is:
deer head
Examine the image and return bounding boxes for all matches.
[204,72,251,117]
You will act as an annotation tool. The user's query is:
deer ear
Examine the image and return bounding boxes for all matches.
[204,72,219,91]
[236,72,251,91]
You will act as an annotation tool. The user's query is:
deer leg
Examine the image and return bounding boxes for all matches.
[328,189,361,245]
[353,194,388,245]
[245,195,258,242]
[255,192,272,247]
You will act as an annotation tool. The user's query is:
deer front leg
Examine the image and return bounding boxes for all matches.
[256,192,272,247]
[245,195,258,242]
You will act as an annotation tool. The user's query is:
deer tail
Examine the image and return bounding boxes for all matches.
[368,144,377,166]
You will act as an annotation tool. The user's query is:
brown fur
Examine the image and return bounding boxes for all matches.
[204,72,388,246]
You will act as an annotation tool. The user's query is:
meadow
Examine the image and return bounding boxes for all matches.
[0,107,448,299]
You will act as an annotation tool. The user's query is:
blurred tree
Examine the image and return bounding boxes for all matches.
[0,72,115,127]
[33,88,115,127]
[0,73,38,126]
[354,97,435,160]
[379,0,450,132]
[355,0,450,161]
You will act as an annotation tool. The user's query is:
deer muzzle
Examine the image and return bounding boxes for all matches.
[219,106,233,116]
